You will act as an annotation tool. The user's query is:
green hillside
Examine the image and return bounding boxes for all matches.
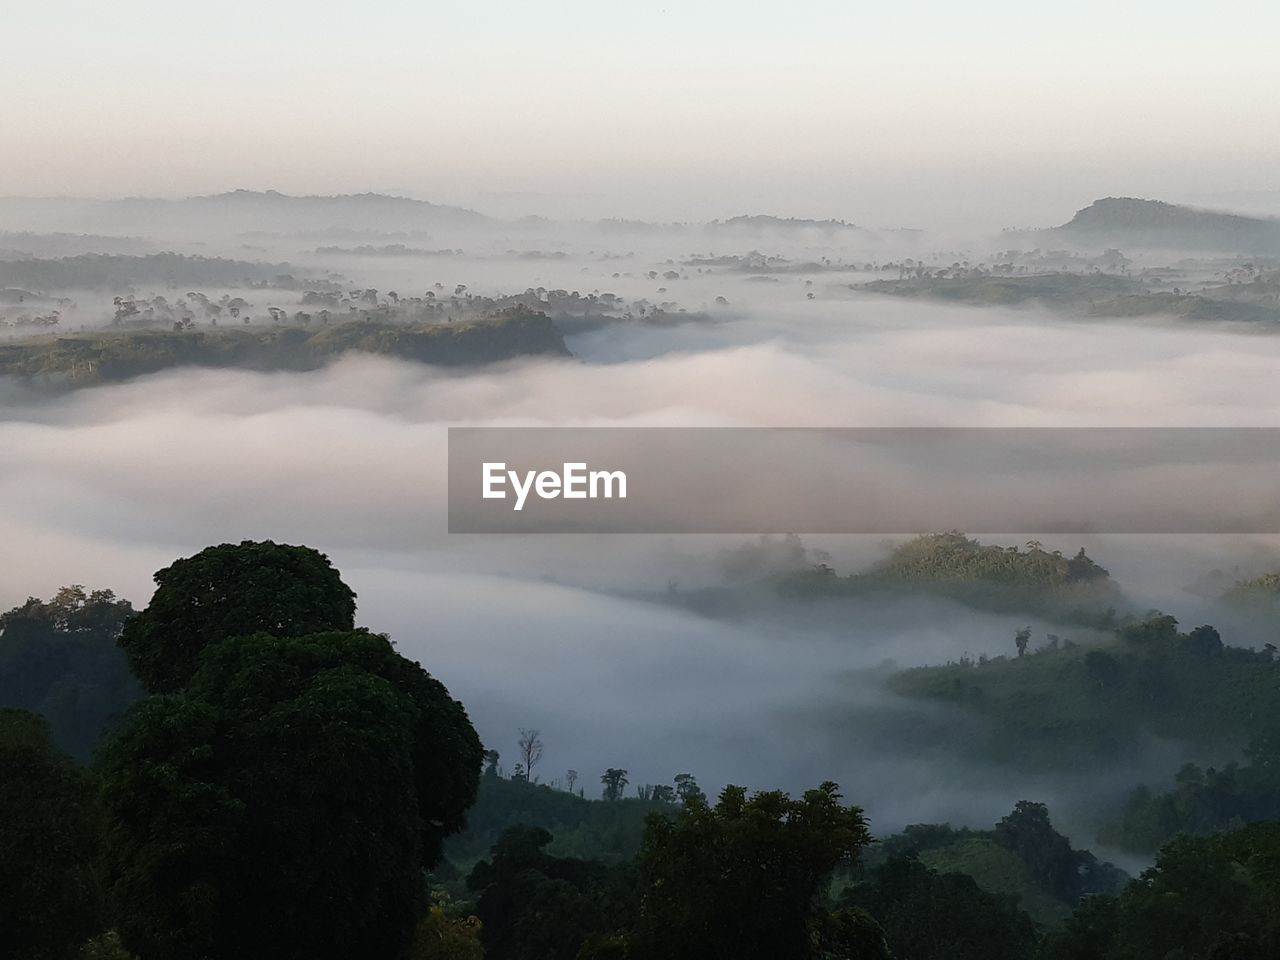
[783,532,1123,627]
[0,308,570,387]
[887,615,1279,769]
[443,775,672,872]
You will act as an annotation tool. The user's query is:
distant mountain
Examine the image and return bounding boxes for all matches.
[0,191,488,238]
[0,231,156,259]
[713,214,872,234]
[0,253,308,292]
[117,190,489,232]
[1051,197,1280,253]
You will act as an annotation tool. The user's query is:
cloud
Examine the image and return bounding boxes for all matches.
[4,247,1279,835]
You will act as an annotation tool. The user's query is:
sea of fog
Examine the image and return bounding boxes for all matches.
[4,236,1280,848]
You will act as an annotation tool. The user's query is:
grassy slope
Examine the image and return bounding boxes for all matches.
[921,839,1070,928]
[443,776,669,871]
[888,640,1280,769]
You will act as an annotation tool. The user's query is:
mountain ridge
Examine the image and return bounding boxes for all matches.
[1051,197,1280,252]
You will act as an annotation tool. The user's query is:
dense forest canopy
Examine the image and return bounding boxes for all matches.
[5,539,1280,959]
[776,532,1123,627]
[0,587,139,761]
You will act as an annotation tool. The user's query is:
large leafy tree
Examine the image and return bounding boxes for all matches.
[101,544,482,960]
[0,709,104,960]
[186,630,483,866]
[632,781,870,960]
[102,641,428,960]
[991,800,1084,901]
[118,540,356,692]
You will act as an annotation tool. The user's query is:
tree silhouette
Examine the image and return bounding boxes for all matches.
[601,768,629,801]
[518,728,543,782]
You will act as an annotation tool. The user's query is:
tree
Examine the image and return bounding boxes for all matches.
[992,800,1081,901]
[0,709,104,960]
[1104,727,1280,853]
[102,547,482,960]
[564,769,578,793]
[816,902,891,960]
[100,649,424,960]
[517,728,543,782]
[176,630,482,867]
[1187,624,1224,657]
[1243,724,1280,788]
[1040,893,1122,960]
[1014,626,1031,657]
[1044,823,1280,959]
[411,892,483,960]
[1084,649,1122,690]
[673,772,706,805]
[118,540,357,693]
[1116,613,1179,646]
[483,750,501,778]
[842,854,1036,960]
[632,782,870,960]
[466,827,632,960]
[601,768,629,801]
[0,587,139,760]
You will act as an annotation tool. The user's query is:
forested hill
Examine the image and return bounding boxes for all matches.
[0,308,571,387]
[888,614,1280,769]
[780,532,1123,627]
[1052,197,1280,252]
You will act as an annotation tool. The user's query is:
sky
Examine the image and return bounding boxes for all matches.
[5,0,1280,229]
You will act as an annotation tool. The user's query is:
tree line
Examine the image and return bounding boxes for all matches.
[3,541,1280,959]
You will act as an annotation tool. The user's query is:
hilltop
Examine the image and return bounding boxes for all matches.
[713,214,872,234]
[1050,197,1280,253]
[170,189,486,223]
[780,533,1124,627]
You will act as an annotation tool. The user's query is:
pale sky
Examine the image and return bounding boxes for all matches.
[4,0,1279,229]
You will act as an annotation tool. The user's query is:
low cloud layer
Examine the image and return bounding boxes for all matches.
[4,279,1278,838]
